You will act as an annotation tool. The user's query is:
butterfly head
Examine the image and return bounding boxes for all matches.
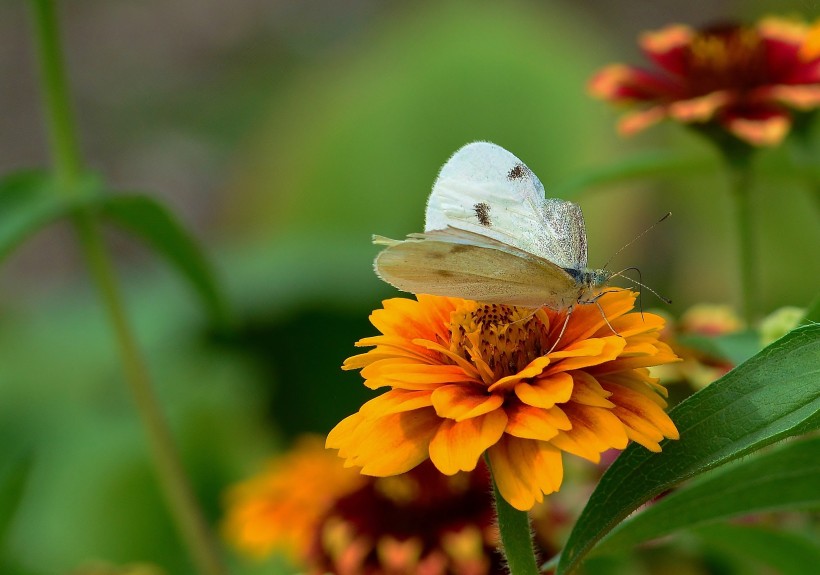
[565,267,612,303]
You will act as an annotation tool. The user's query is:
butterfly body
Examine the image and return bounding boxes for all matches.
[374,142,611,310]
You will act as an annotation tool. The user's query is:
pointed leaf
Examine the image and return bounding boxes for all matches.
[557,324,820,574]
[0,170,106,262]
[595,435,820,554]
[0,170,62,261]
[553,151,714,198]
[97,194,231,329]
[677,330,760,366]
[694,523,820,575]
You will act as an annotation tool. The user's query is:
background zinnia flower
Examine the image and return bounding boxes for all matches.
[223,435,505,575]
[589,17,820,146]
[328,289,681,511]
[222,435,366,561]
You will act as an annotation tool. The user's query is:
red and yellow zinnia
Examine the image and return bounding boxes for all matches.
[328,289,681,511]
[589,17,820,146]
[223,436,506,574]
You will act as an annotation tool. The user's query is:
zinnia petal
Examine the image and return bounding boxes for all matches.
[329,409,441,476]
[505,403,567,441]
[618,106,668,135]
[359,389,434,418]
[545,336,625,374]
[429,410,508,475]
[668,91,732,122]
[361,361,477,390]
[720,105,791,146]
[487,436,563,511]
[514,371,574,409]
[431,383,504,420]
[640,24,694,76]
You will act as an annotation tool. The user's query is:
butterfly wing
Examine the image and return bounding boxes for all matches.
[373,228,578,308]
[425,141,588,269]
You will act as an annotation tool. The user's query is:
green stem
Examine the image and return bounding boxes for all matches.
[30,2,228,574]
[788,115,820,216]
[725,156,759,326]
[73,213,228,575]
[30,0,81,192]
[487,458,540,575]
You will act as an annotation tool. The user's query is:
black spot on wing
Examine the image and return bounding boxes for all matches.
[474,202,492,227]
[507,163,526,180]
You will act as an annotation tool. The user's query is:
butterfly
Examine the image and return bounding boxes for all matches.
[373,141,612,313]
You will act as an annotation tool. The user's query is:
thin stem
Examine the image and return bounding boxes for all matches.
[73,213,228,575]
[486,457,540,575]
[29,2,228,573]
[788,114,820,216]
[725,157,759,326]
[30,0,82,192]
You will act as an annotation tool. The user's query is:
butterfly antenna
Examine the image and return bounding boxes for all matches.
[602,212,671,271]
[610,266,672,305]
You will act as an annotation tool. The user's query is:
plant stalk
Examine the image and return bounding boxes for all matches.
[30,1,228,573]
[726,158,759,326]
[486,457,540,575]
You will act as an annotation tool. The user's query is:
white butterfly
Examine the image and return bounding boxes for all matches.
[373,141,611,311]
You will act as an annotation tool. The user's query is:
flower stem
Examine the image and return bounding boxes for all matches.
[73,214,228,575]
[30,0,81,192]
[725,153,759,325]
[30,2,228,574]
[487,459,540,575]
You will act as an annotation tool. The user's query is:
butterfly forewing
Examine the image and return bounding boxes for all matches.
[424,142,587,270]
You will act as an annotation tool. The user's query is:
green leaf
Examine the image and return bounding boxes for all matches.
[677,330,760,366]
[595,436,820,554]
[694,523,820,575]
[552,151,715,198]
[0,455,33,547]
[96,194,231,329]
[0,170,62,262]
[801,293,820,326]
[0,170,106,263]
[556,324,820,575]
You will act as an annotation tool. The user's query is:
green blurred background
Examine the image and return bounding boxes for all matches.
[1,0,818,573]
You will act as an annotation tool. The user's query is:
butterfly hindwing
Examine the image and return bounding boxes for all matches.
[424,142,588,270]
[373,229,578,308]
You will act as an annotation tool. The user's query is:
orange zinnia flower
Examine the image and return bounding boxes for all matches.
[328,289,681,511]
[589,17,820,146]
[223,436,506,575]
[223,436,366,561]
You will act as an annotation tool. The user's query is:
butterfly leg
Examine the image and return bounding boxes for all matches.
[591,296,621,337]
[546,307,573,354]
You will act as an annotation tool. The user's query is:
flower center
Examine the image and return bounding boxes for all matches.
[687,24,768,95]
[449,303,554,381]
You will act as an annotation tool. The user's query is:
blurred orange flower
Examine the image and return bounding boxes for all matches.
[328,289,680,511]
[223,435,366,561]
[589,17,820,146]
[223,435,505,574]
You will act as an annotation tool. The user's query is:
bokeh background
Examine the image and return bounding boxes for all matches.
[1,0,818,573]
